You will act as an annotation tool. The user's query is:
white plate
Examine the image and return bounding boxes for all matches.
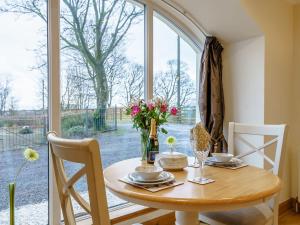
[128,172,175,186]
[207,157,242,165]
[129,171,170,183]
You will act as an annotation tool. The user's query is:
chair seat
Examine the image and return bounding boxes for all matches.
[200,203,273,225]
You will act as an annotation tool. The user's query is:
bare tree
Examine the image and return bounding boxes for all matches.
[72,69,95,110]
[2,0,143,129]
[154,60,195,108]
[36,75,47,110]
[0,78,10,115]
[61,60,95,110]
[61,68,77,110]
[122,63,144,105]
[106,48,127,107]
[8,96,18,115]
[33,42,48,111]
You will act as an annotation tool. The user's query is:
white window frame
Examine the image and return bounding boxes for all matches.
[48,0,204,223]
[144,1,154,100]
[48,0,61,224]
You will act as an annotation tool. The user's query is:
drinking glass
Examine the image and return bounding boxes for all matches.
[192,142,210,184]
[189,139,200,167]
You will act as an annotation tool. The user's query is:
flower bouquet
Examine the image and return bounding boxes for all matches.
[126,98,178,160]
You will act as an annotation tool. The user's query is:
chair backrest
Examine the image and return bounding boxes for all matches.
[228,122,287,177]
[47,132,110,225]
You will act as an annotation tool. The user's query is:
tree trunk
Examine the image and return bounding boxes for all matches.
[94,64,109,131]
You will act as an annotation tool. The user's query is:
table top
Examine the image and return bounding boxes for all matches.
[104,158,281,212]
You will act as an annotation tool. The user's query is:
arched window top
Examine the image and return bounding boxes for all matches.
[136,0,205,52]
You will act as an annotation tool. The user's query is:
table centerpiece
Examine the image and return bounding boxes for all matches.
[126,98,178,160]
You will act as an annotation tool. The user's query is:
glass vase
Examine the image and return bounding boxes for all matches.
[140,129,149,161]
[9,182,15,225]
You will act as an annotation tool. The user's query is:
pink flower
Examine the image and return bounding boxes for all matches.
[147,103,155,110]
[131,105,141,116]
[155,98,162,107]
[160,103,168,113]
[170,107,178,116]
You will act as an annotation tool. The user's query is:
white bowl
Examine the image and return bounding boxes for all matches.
[212,153,234,162]
[135,165,163,180]
[155,152,188,171]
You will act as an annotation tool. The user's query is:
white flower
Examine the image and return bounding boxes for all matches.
[23,148,39,161]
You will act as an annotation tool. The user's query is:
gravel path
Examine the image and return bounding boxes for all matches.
[0,123,193,224]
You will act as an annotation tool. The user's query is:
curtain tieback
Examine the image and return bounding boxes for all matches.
[211,134,225,143]
[211,134,226,150]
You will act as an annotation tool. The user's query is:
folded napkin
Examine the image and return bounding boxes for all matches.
[119,176,184,192]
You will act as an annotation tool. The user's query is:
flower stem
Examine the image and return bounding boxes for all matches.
[9,182,15,225]
[14,161,27,184]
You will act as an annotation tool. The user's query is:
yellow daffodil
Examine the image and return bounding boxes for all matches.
[23,148,39,161]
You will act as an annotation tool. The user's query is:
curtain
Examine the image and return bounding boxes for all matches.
[198,36,228,153]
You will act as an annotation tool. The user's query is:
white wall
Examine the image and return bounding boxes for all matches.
[238,0,294,202]
[171,0,262,43]
[176,0,296,203]
[223,36,265,166]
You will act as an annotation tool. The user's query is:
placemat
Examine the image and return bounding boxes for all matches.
[188,177,215,185]
[205,162,248,170]
[119,176,184,192]
[188,163,200,168]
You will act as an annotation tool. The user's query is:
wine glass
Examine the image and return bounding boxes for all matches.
[192,143,210,184]
[189,139,200,167]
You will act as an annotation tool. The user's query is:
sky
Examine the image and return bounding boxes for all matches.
[0,13,45,110]
[0,3,197,110]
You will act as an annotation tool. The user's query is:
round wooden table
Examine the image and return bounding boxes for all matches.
[104,158,281,225]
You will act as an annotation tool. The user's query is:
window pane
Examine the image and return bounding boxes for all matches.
[0,1,48,225]
[59,0,145,215]
[154,13,198,156]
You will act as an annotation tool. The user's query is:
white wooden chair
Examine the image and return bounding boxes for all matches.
[200,122,287,225]
[47,132,143,225]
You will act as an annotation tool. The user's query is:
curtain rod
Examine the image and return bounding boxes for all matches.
[160,0,210,38]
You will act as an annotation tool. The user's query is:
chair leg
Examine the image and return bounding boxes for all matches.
[273,206,279,225]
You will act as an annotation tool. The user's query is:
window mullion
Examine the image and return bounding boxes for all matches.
[48,0,61,224]
[144,2,153,101]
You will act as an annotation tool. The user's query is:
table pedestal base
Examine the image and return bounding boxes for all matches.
[175,211,199,225]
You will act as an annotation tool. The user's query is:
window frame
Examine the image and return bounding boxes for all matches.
[48,0,204,224]
[48,0,61,224]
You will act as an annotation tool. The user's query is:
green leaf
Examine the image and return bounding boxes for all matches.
[161,127,168,134]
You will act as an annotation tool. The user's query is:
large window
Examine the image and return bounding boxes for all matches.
[57,2,199,217]
[0,0,202,224]
[153,14,197,156]
[59,0,145,213]
[0,1,48,225]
